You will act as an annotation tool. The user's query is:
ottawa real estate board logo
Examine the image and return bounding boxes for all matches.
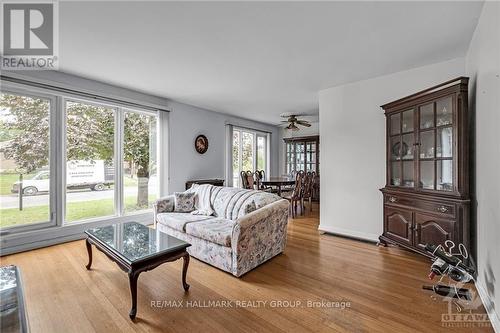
[1,1,58,70]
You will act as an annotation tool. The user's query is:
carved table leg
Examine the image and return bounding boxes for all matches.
[85,238,93,270]
[182,253,190,291]
[128,270,140,320]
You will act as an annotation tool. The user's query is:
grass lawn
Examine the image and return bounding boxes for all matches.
[0,172,37,196]
[0,195,157,228]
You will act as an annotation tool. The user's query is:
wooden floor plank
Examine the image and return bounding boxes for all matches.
[0,204,493,333]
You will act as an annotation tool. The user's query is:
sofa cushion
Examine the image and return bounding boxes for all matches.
[211,187,248,218]
[235,191,282,218]
[174,192,196,213]
[185,218,236,247]
[156,212,211,232]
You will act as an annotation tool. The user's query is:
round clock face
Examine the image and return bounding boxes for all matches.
[195,135,209,154]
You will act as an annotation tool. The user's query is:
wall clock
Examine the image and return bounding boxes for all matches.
[195,135,209,154]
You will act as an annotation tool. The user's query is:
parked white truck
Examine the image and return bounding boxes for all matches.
[11,160,114,195]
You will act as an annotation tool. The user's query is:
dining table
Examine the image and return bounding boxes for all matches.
[261,177,295,196]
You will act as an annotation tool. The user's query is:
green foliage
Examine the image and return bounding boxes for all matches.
[66,101,114,162]
[0,94,50,172]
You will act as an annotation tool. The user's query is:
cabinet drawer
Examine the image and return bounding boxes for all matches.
[384,194,455,218]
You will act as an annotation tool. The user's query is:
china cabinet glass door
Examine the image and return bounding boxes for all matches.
[417,96,454,192]
[285,137,319,175]
[389,109,415,188]
[305,141,317,173]
[286,143,295,174]
[296,142,305,171]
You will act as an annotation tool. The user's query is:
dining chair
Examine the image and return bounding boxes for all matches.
[254,170,273,192]
[302,172,314,212]
[240,171,249,189]
[245,171,256,189]
[312,173,320,201]
[283,171,303,218]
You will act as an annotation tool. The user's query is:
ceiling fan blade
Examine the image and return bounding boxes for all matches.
[291,124,300,131]
[280,120,289,123]
[296,120,311,127]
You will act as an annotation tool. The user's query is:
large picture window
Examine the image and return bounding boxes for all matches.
[0,85,162,235]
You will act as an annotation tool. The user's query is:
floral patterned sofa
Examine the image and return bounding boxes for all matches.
[153,185,289,277]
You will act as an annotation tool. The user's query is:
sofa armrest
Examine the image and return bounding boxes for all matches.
[231,199,289,276]
[153,195,175,227]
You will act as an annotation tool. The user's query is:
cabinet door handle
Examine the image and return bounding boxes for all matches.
[389,196,397,203]
[437,205,448,213]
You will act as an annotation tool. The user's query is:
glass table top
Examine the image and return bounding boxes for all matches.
[1,265,28,333]
[85,222,190,264]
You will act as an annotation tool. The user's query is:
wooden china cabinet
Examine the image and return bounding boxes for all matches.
[379,78,470,259]
[284,136,319,174]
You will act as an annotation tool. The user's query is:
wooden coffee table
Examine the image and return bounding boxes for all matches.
[84,222,191,320]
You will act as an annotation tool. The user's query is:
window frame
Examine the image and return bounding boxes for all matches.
[0,83,163,237]
[0,88,58,234]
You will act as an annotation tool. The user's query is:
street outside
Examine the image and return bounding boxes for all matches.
[0,186,147,209]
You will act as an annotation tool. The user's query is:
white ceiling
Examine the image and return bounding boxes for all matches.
[58,1,483,124]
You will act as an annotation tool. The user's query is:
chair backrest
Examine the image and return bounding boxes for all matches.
[292,171,304,198]
[303,173,313,198]
[245,171,255,189]
[240,171,249,189]
[254,170,266,189]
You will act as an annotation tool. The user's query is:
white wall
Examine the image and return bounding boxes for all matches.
[318,57,465,241]
[465,2,500,331]
[167,100,280,192]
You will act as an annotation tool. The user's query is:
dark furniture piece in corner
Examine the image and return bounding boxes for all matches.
[284,135,319,175]
[185,179,224,190]
[379,77,470,260]
[85,222,191,320]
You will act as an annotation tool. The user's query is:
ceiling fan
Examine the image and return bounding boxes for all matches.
[280,114,312,131]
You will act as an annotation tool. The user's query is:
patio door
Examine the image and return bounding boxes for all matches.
[232,128,268,188]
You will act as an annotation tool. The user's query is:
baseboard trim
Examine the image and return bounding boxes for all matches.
[318,225,379,243]
[476,277,500,333]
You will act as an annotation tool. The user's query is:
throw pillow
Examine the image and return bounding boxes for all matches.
[155,196,175,213]
[174,191,196,213]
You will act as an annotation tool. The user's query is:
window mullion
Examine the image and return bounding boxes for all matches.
[55,96,65,226]
[115,108,124,217]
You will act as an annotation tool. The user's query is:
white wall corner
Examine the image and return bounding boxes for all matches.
[476,277,500,333]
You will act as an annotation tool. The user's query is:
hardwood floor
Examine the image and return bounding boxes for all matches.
[0,204,493,333]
